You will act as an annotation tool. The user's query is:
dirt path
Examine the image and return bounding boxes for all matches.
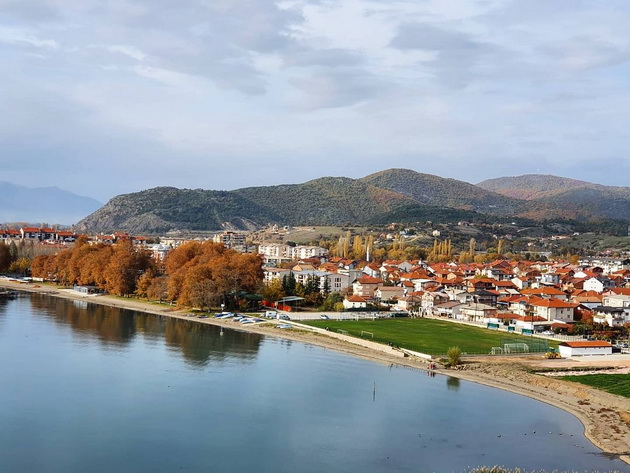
[3,280,630,464]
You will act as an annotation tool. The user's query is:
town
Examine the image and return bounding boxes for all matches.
[2,224,629,355]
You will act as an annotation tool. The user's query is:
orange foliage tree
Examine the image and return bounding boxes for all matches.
[164,241,263,309]
[31,239,155,296]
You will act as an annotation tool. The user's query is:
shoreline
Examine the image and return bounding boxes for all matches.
[2,280,630,465]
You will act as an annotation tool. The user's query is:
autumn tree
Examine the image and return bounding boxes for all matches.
[163,241,263,309]
[9,257,31,275]
[262,278,285,303]
[146,276,168,302]
[103,240,155,296]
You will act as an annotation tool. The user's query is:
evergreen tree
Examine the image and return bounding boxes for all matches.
[322,276,331,295]
[282,272,296,296]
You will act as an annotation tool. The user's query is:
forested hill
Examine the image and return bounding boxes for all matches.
[478,174,630,221]
[360,169,523,214]
[76,170,630,233]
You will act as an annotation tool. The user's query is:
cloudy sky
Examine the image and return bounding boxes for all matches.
[1,0,629,201]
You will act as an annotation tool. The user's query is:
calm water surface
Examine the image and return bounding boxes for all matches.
[0,295,627,473]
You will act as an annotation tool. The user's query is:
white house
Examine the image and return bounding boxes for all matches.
[433,301,463,318]
[558,341,613,357]
[529,298,576,322]
[592,306,629,327]
[375,286,405,302]
[458,303,497,323]
[603,293,630,309]
[352,276,384,300]
[343,295,368,309]
[583,277,605,293]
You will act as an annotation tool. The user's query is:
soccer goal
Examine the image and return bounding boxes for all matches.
[360,331,374,339]
[503,342,530,354]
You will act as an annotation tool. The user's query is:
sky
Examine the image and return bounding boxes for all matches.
[1,0,630,202]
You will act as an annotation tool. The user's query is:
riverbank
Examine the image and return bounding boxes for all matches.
[2,279,629,465]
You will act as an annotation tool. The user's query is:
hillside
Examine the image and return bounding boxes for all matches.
[76,176,445,233]
[478,175,630,220]
[477,174,596,200]
[234,177,416,225]
[0,181,102,225]
[76,169,630,234]
[361,169,523,215]
[76,187,281,234]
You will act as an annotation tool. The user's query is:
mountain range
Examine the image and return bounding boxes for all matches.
[0,181,102,225]
[74,170,630,234]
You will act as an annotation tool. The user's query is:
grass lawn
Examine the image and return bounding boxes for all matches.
[558,374,630,398]
[304,318,557,356]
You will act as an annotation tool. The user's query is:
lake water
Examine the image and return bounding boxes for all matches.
[0,294,627,473]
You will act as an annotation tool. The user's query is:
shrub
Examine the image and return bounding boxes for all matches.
[447,346,462,366]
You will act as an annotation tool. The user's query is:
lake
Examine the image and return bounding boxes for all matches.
[0,294,627,473]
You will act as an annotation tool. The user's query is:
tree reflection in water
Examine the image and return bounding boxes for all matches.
[29,294,263,366]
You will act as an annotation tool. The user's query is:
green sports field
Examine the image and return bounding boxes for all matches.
[558,374,630,398]
[304,317,556,356]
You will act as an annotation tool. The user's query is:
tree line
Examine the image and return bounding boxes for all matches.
[31,239,263,309]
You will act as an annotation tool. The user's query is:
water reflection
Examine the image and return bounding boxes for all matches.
[446,376,460,391]
[29,294,262,366]
[0,298,8,325]
[1,294,628,473]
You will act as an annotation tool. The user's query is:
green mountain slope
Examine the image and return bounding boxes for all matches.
[360,168,523,215]
[76,170,630,234]
[233,176,416,225]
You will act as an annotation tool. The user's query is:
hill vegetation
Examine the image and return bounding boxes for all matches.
[478,174,630,220]
[76,169,630,234]
[361,169,523,214]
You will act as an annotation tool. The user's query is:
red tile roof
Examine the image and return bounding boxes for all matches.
[529,298,576,308]
[356,276,383,285]
[560,341,612,348]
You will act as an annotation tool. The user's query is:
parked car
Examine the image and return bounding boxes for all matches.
[279,315,291,320]
[320,314,330,320]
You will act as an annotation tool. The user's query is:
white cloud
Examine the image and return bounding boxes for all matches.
[1,0,630,198]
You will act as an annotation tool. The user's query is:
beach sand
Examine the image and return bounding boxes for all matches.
[2,279,630,465]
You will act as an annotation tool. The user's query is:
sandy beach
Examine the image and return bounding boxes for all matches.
[2,279,630,465]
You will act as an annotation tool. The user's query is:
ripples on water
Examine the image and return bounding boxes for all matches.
[0,294,627,473]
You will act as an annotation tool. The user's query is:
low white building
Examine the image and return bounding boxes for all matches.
[433,301,463,318]
[343,295,368,309]
[558,341,613,357]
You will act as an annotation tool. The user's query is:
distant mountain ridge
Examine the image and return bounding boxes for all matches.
[477,174,630,220]
[0,181,102,225]
[478,174,599,200]
[76,170,630,234]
